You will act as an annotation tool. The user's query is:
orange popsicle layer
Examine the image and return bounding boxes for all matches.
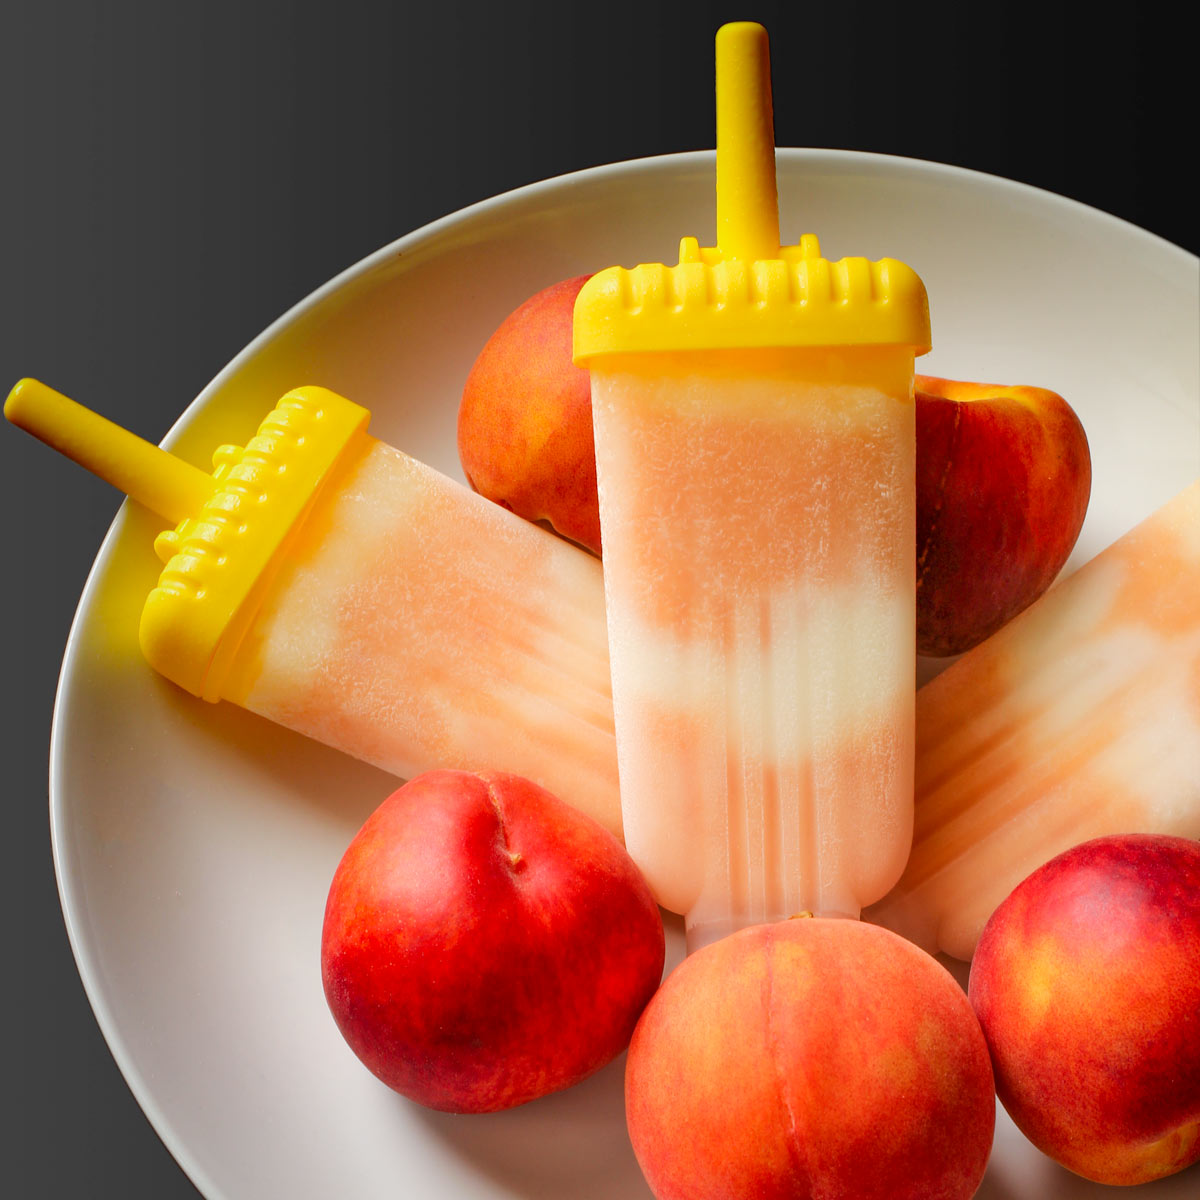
[595,349,913,625]
[867,480,1200,960]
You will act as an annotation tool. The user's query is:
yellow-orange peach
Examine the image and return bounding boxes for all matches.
[969,834,1200,1185]
[457,275,601,553]
[626,918,995,1200]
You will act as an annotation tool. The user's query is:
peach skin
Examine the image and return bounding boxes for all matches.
[625,917,995,1200]
[915,374,1090,656]
[969,834,1200,1186]
[458,274,601,554]
[321,769,664,1113]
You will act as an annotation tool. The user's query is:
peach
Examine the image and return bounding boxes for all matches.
[915,374,1090,656]
[625,918,995,1200]
[460,275,1090,652]
[968,834,1200,1185]
[457,274,601,553]
[320,769,664,1112]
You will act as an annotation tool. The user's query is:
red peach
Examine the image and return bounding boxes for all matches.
[626,918,995,1200]
[321,769,664,1112]
[969,833,1200,1185]
[457,275,601,553]
[915,374,1090,656]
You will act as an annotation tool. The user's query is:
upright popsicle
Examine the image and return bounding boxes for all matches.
[5,379,622,835]
[867,480,1200,961]
[574,24,932,949]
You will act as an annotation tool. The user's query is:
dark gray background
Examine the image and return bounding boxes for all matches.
[3,1,1193,1196]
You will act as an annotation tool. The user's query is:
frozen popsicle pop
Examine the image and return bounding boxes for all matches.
[5,379,622,835]
[866,480,1200,961]
[574,24,931,950]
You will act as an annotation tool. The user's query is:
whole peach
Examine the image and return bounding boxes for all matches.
[969,833,1200,1185]
[626,918,995,1200]
[321,769,664,1112]
[457,274,601,553]
[915,374,1090,656]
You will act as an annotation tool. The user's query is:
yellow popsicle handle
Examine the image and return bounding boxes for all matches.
[4,377,215,525]
[715,21,781,262]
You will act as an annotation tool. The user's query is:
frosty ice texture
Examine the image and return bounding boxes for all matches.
[591,348,916,946]
[224,439,622,836]
[868,481,1200,960]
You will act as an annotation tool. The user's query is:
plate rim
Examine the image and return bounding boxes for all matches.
[46,146,1200,1200]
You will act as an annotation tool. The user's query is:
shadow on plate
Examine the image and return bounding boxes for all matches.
[408,1050,652,1200]
[157,677,399,834]
[978,1154,1200,1199]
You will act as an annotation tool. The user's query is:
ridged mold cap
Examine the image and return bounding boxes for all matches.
[4,378,369,701]
[574,22,931,362]
[141,387,369,700]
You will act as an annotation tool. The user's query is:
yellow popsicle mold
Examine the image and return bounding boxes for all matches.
[574,22,931,363]
[5,378,370,701]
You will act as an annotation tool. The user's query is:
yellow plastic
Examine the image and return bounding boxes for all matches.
[573,22,931,362]
[4,378,216,524]
[4,378,370,701]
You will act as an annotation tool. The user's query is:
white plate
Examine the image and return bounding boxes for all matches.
[52,150,1199,1199]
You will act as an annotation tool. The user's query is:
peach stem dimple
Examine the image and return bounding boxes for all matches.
[483,778,525,877]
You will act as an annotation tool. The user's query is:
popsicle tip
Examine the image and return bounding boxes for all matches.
[714,16,780,262]
[2,374,222,525]
[716,19,769,43]
[4,376,51,426]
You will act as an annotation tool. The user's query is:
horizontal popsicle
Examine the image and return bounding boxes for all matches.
[5,380,621,837]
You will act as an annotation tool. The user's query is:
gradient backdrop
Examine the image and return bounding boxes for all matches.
[2,1,1194,1196]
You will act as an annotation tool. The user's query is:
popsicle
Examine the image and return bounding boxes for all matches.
[866,480,1200,961]
[573,24,932,949]
[4,379,622,836]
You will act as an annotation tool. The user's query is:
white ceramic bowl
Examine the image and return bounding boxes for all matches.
[53,150,1199,1199]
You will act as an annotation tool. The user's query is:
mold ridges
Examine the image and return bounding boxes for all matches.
[152,393,331,592]
[139,387,370,699]
[574,234,931,360]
